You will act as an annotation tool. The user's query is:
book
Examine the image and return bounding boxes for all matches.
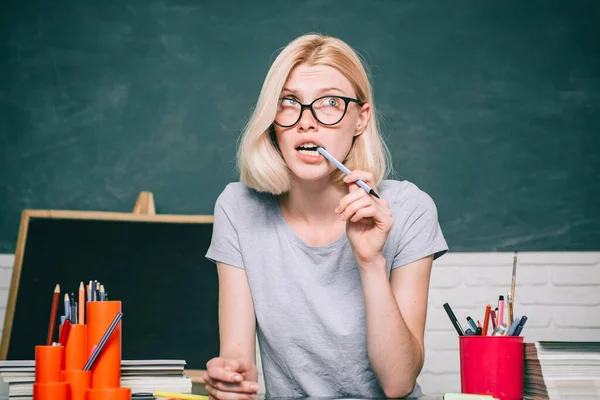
[524,341,600,400]
[0,360,192,399]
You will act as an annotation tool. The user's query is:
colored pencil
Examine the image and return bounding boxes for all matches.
[46,284,60,345]
[79,282,85,324]
[482,304,491,335]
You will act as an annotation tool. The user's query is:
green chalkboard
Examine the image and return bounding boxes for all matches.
[1,0,599,251]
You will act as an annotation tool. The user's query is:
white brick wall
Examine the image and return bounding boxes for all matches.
[420,252,600,395]
[1,252,599,396]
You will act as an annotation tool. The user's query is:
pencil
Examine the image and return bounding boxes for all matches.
[78,282,85,324]
[482,304,491,336]
[511,253,518,317]
[46,284,60,345]
[153,392,208,400]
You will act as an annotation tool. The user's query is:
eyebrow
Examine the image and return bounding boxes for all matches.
[281,87,347,98]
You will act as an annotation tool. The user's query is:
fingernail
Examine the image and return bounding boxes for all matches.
[340,214,346,221]
[251,384,259,391]
[234,375,242,382]
[334,206,340,213]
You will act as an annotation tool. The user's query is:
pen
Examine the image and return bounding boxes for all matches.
[475,327,482,336]
[316,147,380,198]
[443,303,465,336]
[512,315,528,336]
[507,317,521,336]
[466,316,478,331]
[497,296,505,326]
[490,309,497,330]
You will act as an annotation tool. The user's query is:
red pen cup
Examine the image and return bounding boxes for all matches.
[34,345,65,383]
[459,335,524,400]
[86,301,122,388]
[86,387,131,400]
[63,370,92,400]
[33,381,69,400]
[65,324,87,371]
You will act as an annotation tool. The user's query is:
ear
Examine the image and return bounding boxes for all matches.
[354,102,371,137]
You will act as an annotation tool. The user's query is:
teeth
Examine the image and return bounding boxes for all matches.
[299,143,317,148]
[299,149,318,156]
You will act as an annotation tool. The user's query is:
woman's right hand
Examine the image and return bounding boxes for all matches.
[203,357,260,400]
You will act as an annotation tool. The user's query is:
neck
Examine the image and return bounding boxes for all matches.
[278,176,348,225]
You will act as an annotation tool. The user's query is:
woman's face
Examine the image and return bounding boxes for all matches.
[273,64,370,183]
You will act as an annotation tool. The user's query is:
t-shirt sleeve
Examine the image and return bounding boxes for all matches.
[205,185,245,269]
[392,188,448,270]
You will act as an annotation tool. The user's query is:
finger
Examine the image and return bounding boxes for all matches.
[348,205,378,224]
[212,379,260,394]
[227,358,254,373]
[336,187,368,214]
[343,170,375,187]
[207,357,227,369]
[339,196,373,222]
[206,384,257,400]
[208,366,243,383]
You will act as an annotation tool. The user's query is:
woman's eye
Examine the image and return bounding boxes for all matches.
[325,97,338,106]
[282,98,298,106]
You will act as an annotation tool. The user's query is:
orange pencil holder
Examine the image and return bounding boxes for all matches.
[86,301,122,389]
[65,324,87,371]
[87,387,132,400]
[34,345,64,383]
[33,381,69,400]
[63,370,92,400]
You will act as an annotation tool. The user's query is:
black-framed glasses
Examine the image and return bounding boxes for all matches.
[274,95,363,128]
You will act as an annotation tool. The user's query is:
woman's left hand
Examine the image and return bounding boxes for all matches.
[336,170,393,268]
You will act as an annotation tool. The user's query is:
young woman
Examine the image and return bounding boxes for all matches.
[204,34,448,399]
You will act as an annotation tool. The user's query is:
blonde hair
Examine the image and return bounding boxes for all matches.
[237,33,391,195]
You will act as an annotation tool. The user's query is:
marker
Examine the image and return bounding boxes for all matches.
[466,316,478,331]
[507,317,521,336]
[465,328,475,335]
[475,327,482,336]
[443,303,465,336]
[316,147,380,198]
[512,315,528,336]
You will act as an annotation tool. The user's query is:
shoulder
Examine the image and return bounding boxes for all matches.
[378,179,438,214]
[214,182,273,215]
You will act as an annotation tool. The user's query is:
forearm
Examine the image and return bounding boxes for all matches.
[359,257,423,398]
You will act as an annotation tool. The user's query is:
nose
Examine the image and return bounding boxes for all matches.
[297,106,318,132]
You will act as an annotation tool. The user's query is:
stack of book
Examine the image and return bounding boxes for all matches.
[524,341,600,399]
[0,359,192,399]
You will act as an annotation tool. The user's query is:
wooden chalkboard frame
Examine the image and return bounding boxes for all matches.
[0,192,213,383]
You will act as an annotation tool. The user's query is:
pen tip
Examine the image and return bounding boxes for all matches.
[54,284,60,292]
[79,282,84,289]
[64,293,69,300]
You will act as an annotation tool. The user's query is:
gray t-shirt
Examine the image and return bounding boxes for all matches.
[206,179,448,398]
